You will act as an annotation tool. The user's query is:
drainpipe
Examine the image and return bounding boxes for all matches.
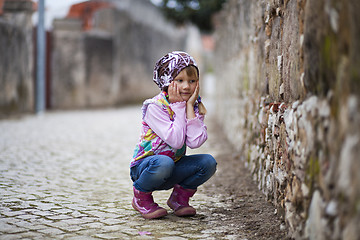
[36,0,46,114]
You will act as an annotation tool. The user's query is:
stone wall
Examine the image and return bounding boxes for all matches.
[213,0,360,239]
[111,7,187,104]
[51,0,188,109]
[0,0,34,116]
[52,18,116,109]
[51,19,86,109]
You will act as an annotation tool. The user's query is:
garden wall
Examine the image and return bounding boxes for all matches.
[213,0,360,239]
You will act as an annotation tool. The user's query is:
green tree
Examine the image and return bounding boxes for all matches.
[156,0,226,32]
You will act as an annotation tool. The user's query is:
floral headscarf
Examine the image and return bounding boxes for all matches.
[153,51,199,90]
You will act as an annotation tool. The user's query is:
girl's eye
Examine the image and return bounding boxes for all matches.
[176,79,183,83]
[190,80,196,83]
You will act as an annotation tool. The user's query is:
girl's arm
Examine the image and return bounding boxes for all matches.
[144,102,187,149]
[185,83,208,148]
[186,113,208,149]
[164,80,207,148]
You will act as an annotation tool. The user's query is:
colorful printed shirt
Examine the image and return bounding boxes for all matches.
[130,92,207,168]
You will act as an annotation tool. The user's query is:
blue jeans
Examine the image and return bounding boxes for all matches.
[130,154,217,192]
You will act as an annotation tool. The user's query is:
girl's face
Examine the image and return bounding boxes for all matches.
[173,67,198,102]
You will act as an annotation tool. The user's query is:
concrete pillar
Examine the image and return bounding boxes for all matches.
[0,0,35,116]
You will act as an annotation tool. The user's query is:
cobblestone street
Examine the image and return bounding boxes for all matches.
[0,106,287,239]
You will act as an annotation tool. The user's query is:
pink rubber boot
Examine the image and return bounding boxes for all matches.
[167,184,197,217]
[132,187,168,219]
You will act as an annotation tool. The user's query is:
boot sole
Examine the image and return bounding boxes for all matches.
[132,201,168,219]
[168,200,196,217]
[173,206,196,217]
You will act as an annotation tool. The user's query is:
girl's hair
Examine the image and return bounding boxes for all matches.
[176,65,207,115]
[198,97,207,115]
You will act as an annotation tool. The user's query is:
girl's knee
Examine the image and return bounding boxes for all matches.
[203,154,217,171]
[150,155,175,176]
[152,155,174,167]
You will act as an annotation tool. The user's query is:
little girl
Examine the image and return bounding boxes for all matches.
[130,51,217,219]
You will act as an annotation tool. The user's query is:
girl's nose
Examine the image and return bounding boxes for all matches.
[183,81,190,89]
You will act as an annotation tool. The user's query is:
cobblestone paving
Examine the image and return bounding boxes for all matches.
[0,107,238,240]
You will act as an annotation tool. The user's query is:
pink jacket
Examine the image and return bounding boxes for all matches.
[145,101,207,149]
[131,92,207,167]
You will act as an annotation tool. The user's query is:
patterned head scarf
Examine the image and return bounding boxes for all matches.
[153,51,199,90]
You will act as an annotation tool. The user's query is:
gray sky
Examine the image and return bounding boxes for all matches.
[32,0,162,29]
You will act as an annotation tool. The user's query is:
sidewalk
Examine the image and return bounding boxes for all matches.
[0,106,287,239]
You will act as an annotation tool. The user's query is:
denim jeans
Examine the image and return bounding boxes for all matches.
[130,154,217,192]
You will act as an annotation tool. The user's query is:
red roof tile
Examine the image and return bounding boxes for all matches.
[66,1,112,30]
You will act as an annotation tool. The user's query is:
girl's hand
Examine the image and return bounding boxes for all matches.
[187,82,199,107]
[168,82,184,103]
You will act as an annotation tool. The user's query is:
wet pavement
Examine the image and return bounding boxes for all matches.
[0,106,241,240]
